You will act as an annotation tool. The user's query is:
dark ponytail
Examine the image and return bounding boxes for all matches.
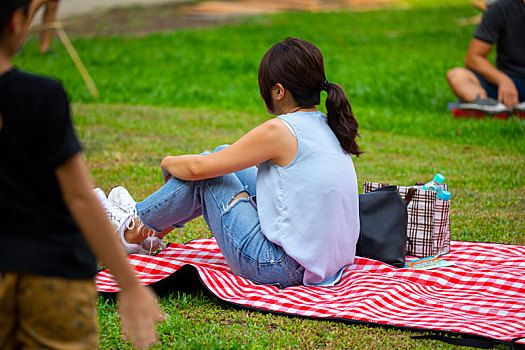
[258,37,362,156]
[323,82,362,157]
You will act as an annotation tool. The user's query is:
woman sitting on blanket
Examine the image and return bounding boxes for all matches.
[96,37,362,288]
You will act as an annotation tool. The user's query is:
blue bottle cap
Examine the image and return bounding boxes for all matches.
[433,173,445,184]
[439,190,451,201]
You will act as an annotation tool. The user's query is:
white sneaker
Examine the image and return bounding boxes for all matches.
[108,186,165,255]
[108,186,137,217]
[93,188,140,254]
[93,187,108,206]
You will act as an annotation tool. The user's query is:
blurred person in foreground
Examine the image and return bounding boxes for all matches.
[0,0,164,348]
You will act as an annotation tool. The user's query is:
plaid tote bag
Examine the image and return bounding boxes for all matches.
[363,182,451,258]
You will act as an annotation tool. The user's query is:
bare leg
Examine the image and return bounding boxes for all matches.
[446,67,487,102]
[470,0,487,11]
[39,0,59,53]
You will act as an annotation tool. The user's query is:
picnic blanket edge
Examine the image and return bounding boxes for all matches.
[98,262,523,349]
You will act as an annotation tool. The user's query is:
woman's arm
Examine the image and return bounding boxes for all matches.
[465,38,519,107]
[161,118,297,181]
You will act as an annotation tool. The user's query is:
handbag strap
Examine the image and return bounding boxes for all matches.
[404,181,426,206]
[404,187,417,206]
[406,236,414,256]
[376,182,417,206]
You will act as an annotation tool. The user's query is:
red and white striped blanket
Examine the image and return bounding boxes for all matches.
[96,239,525,346]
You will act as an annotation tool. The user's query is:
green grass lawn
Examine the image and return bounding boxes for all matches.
[14,1,524,348]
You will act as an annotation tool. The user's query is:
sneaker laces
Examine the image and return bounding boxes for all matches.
[136,220,164,255]
[126,216,136,230]
[117,215,140,255]
[138,226,182,255]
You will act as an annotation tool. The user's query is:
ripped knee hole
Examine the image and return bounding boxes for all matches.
[228,191,249,208]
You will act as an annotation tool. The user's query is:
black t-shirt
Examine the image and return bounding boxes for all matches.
[474,0,525,77]
[0,68,96,279]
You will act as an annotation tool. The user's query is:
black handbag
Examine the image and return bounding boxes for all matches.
[356,185,414,268]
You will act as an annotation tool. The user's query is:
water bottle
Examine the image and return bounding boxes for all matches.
[422,173,445,193]
[438,190,451,201]
[418,173,450,199]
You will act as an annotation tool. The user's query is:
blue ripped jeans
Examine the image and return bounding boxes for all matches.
[135,145,304,288]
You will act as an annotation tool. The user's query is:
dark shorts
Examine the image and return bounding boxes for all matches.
[472,70,525,102]
[0,272,99,349]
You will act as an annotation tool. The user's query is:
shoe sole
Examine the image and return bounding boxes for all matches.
[454,101,512,113]
[452,108,511,120]
[452,108,484,119]
[514,110,525,119]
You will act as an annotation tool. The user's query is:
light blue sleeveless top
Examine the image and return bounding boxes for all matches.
[256,111,360,286]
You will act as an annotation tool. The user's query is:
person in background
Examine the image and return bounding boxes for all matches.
[28,0,58,53]
[38,0,58,53]
[446,0,525,117]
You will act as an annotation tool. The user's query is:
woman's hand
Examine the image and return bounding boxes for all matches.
[161,164,173,183]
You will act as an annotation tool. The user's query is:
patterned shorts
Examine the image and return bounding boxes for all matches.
[0,272,99,350]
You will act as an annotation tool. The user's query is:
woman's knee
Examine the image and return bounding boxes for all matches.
[228,191,249,208]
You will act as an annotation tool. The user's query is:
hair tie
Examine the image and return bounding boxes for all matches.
[320,80,330,91]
